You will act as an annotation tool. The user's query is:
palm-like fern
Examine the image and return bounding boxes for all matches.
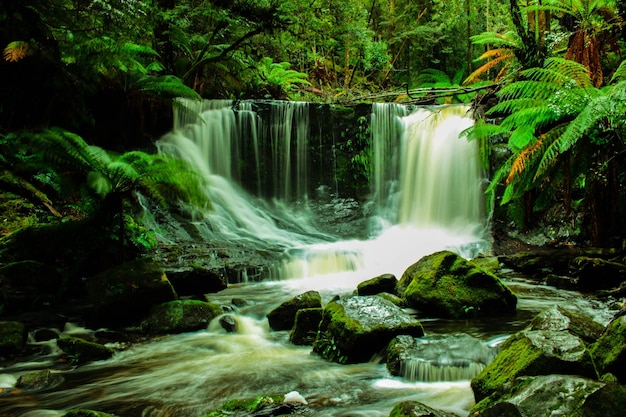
[465,31,522,85]
[254,57,311,99]
[17,128,209,256]
[468,57,626,239]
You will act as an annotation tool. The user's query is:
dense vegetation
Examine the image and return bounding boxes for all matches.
[1,0,625,269]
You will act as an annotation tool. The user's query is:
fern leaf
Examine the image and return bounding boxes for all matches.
[609,59,626,84]
[506,136,544,184]
[3,41,34,62]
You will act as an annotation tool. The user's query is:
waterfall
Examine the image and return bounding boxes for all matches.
[154,99,489,288]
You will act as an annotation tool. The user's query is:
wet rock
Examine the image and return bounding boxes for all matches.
[289,307,323,345]
[140,299,222,335]
[389,400,458,417]
[16,369,61,390]
[219,314,239,333]
[313,295,424,364]
[33,328,60,342]
[590,315,626,383]
[164,265,227,296]
[397,251,517,319]
[0,321,27,355]
[545,273,579,290]
[470,329,596,402]
[0,260,63,311]
[572,256,626,291]
[206,394,312,417]
[357,273,398,296]
[526,304,604,343]
[470,256,500,274]
[471,374,626,417]
[267,290,322,331]
[62,410,120,417]
[85,257,178,326]
[386,334,496,381]
[498,247,619,276]
[57,336,114,364]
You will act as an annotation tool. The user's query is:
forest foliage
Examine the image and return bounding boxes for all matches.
[0,0,625,246]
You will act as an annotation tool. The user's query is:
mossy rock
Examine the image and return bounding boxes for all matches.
[141,299,222,335]
[397,251,517,319]
[527,304,604,344]
[0,260,63,311]
[471,375,626,417]
[16,369,62,390]
[62,410,119,417]
[470,329,596,403]
[356,273,397,296]
[289,307,323,345]
[389,400,458,417]
[0,321,27,355]
[267,290,322,331]
[204,394,310,417]
[57,336,114,364]
[85,257,178,325]
[312,295,424,364]
[590,315,626,383]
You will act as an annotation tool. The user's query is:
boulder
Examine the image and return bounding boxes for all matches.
[572,256,626,291]
[267,290,322,331]
[0,321,27,355]
[205,394,310,417]
[0,260,63,310]
[470,329,596,402]
[85,257,178,325]
[16,369,61,390]
[140,299,222,335]
[471,374,626,417]
[389,401,458,417]
[590,315,626,383]
[289,307,323,345]
[62,411,120,417]
[526,304,605,343]
[357,273,397,296]
[312,295,424,364]
[164,265,227,296]
[386,334,496,381]
[57,336,115,364]
[397,251,517,319]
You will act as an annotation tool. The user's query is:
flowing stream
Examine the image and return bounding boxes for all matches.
[0,100,616,417]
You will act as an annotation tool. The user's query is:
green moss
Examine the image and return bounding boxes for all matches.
[590,316,626,381]
[0,321,27,355]
[57,336,114,364]
[204,395,284,416]
[62,410,119,417]
[141,299,222,335]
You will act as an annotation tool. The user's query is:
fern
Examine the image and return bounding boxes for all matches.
[133,75,201,100]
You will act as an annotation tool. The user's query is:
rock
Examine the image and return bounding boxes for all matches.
[498,248,619,276]
[312,295,424,364]
[219,314,239,333]
[164,265,227,296]
[16,369,61,390]
[140,299,222,335]
[526,304,604,343]
[57,336,114,364]
[33,328,60,342]
[572,256,626,291]
[470,329,596,403]
[389,400,458,417]
[471,374,626,417]
[289,308,323,345]
[356,273,397,296]
[590,315,626,383]
[205,394,310,417]
[0,321,27,355]
[386,334,496,381]
[397,251,517,319]
[0,260,63,310]
[267,291,322,331]
[545,274,578,290]
[85,257,178,326]
[62,410,120,417]
[470,256,501,274]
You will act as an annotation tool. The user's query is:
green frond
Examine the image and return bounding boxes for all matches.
[470,31,521,48]
[87,171,113,197]
[507,125,538,151]
[462,120,510,142]
[488,98,544,116]
[609,60,626,84]
[501,106,561,132]
[497,80,564,101]
[133,75,201,100]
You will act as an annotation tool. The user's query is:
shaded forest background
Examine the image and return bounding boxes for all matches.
[1,0,626,258]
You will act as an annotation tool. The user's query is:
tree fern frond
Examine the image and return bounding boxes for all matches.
[488,98,544,116]
[609,60,626,84]
[3,41,35,62]
[501,106,561,132]
[470,31,521,48]
[506,136,544,184]
[133,75,201,100]
[497,80,564,101]
[465,50,515,84]
[461,120,510,142]
[542,57,593,87]
[507,125,538,151]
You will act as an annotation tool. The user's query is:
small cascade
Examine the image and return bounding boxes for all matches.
[397,334,496,382]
